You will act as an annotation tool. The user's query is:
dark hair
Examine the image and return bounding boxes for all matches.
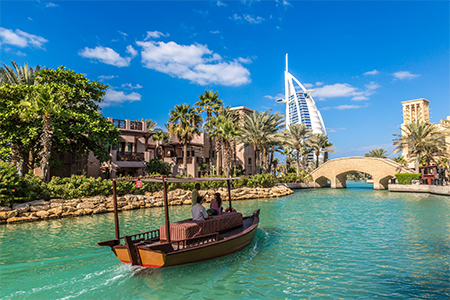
[195,183,201,189]
[214,193,222,207]
[196,196,203,204]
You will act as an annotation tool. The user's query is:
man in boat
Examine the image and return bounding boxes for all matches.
[191,196,209,221]
[191,183,201,207]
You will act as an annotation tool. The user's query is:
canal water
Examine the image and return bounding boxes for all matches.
[1,181,449,299]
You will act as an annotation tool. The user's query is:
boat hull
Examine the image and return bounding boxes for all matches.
[139,223,258,268]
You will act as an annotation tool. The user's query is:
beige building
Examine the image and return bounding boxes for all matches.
[36,107,257,179]
[401,98,450,167]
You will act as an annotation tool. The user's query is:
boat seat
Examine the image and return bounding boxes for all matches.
[160,212,243,242]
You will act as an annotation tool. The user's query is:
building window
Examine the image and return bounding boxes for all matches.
[248,158,252,165]
[127,142,133,152]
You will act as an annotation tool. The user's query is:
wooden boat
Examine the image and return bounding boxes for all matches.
[98,175,261,268]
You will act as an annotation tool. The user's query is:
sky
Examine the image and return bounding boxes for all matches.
[1,0,449,161]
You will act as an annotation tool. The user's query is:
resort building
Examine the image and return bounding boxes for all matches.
[401,98,450,168]
[34,108,257,179]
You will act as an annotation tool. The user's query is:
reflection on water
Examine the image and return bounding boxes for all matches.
[0,181,449,299]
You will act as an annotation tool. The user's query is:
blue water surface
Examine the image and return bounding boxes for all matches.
[1,181,449,299]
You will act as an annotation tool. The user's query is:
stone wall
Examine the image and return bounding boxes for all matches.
[0,185,294,224]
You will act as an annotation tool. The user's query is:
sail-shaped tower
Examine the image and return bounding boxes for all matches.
[276,54,326,135]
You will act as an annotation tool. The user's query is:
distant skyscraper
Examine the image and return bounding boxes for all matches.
[276,54,326,135]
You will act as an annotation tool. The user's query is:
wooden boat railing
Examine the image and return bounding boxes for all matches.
[124,229,160,244]
[172,232,221,251]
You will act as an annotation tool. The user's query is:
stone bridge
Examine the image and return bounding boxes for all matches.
[311,157,416,190]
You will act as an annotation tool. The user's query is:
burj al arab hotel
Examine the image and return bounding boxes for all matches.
[276,54,327,135]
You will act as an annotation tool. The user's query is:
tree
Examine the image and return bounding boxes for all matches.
[283,124,311,177]
[393,121,447,172]
[0,60,41,85]
[305,133,335,169]
[240,110,284,174]
[167,104,202,174]
[0,60,41,171]
[0,66,121,177]
[365,148,388,158]
[196,90,223,174]
[214,118,241,177]
[152,131,169,158]
[392,155,407,166]
[21,86,66,182]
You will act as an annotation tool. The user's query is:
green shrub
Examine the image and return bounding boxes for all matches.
[0,161,23,205]
[395,173,421,184]
[22,171,50,201]
[247,174,275,188]
[144,158,172,175]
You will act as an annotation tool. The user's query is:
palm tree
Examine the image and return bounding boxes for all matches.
[196,90,223,174]
[393,121,447,172]
[299,146,313,171]
[240,110,284,174]
[152,131,169,158]
[1,60,41,173]
[306,133,335,169]
[365,148,388,158]
[392,154,407,166]
[167,104,203,175]
[0,60,41,85]
[216,118,241,177]
[283,123,311,177]
[21,86,66,182]
[281,147,294,173]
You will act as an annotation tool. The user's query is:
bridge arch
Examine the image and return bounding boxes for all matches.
[311,157,415,190]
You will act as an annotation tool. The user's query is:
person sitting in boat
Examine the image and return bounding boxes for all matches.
[191,183,201,208]
[191,196,209,221]
[208,193,222,216]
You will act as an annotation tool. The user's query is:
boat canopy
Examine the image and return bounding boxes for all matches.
[112,176,244,183]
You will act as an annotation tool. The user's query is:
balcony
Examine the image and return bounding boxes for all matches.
[130,121,143,131]
[113,119,126,129]
[117,152,145,161]
[177,157,193,165]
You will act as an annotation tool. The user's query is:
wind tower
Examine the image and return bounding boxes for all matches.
[277,54,326,135]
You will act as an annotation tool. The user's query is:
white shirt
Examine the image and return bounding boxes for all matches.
[191,203,208,221]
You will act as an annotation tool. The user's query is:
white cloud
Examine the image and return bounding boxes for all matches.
[244,15,265,24]
[276,0,292,6]
[118,31,128,36]
[236,57,253,64]
[315,81,324,86]
[326,127,346,133]
[303,83,314,88]
[313,82,380,101]
[210,30,220,34]
[98,75,117,81]
[144,31,168,40]
[45,2,58,7]
[136,40,251,86]
[193,9,209,17]
[363,69,379,76]
[121,83,143,89]
[216,1,227,6]
[102,89,142,107]
[0,27,47,49]
[263,93,284,100]
[322,104,369,110]
[392,71,420,80]
[79,46,137,67]
[230,14,265,24]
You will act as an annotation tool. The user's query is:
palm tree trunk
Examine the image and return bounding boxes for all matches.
[315,150,320,169]
[268,146,274,174]
[255,148,261,175]
[10,140,18,169]
[183,142,188,175]
[224,141,231,177]
[416,153,420,173]
[296,149,300,177]
[41,115,53,183]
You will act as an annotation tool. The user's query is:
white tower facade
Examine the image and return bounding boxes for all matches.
[276,54,327,135]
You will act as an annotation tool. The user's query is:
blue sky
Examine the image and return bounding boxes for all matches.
[1,0,449,160]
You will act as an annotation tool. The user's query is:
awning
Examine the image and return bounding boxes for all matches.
[113,161,145,168]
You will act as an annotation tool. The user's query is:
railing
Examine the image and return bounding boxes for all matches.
[127,229,160,243]
[116,152,144,161]
[172,232,219,251]
[113,119,126,129]
[130,121,143,131]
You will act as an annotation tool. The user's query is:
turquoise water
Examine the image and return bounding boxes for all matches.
[1,181,449,299]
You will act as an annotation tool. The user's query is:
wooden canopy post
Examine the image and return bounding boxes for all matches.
[227,180,232,211]
[162,175,171,243]
[112,180,120,240]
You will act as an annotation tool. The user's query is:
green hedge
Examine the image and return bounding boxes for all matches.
[395,173,421,184]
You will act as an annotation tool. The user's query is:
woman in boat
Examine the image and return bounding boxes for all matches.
[209,193,222,215]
